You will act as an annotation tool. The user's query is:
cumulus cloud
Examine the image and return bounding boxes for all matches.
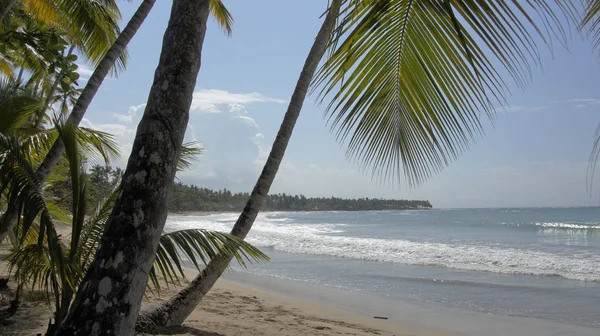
[112,104,145,123]
[84,89,285,191]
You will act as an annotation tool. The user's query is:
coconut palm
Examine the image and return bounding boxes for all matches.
[0,0,233,246]
[0,0,150,244]
[1,118,266,335]
[54,1,213,334]
[140,0,578,328]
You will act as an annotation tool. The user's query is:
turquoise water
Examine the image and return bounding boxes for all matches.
[166,208,600,328]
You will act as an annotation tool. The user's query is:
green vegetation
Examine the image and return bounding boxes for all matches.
[170,182,432,212]
[2,0,600,335]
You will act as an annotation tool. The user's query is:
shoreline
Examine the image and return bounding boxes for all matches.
[0,243,449,336]
[222,271,600,336]
[141,275,452,336]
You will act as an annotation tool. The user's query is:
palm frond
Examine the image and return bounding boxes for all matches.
[177,141,202,171]
[76,127,120,165]
[21,0,61,25]
[0,79,42,134]
[54,0,127,72]
[313,0,575,187]
[583,0,600,54]
[210,0,234,36]
[149,229,269,291]
[53,115,87,259]
[76,186,118,270]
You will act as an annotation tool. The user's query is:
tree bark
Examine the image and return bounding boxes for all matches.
[0,0,17,22]
[54,0,210,334]
[136,0,342,329]
[0,0,156,246]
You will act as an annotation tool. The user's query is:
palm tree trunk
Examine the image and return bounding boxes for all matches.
[55,0,210,335]
[0,0,155,246]
[136,0,342,329]
[0,0,17,21]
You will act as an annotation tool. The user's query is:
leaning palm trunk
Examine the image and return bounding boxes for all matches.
[55,0,210,335]
[0,0,155,245]
[136,0,342,329]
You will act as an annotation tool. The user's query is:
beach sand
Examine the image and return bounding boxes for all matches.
[0,225,451,336]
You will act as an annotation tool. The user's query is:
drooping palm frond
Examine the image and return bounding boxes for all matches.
[76,185,117,270]
[177,141,202,172]
[210,0,234,36]
[314,0,576,187]
[583,0,600,53]
[76,126,120,166]
[0,78,42,134]
[75,185,268,293]
[53,0,127,72]
[53,115,87,260]
[0,133,73,295]
[149,229,269,291]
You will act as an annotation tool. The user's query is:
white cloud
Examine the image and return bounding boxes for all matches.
[85,89,278,191]
[191,89,286,113]
[497,105,548,113]
[80,118,137,168]
[76,63,94,82]
[112,104,145,124]
[568,98,600,104]
[567,98,600,109]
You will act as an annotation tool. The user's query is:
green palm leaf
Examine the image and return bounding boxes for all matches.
[148,229,269,292]
[314,0,575,187]
[583,0,600,53]
[177,141,202,172]
[210,0,234,36]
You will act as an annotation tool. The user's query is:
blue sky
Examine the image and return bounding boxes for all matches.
[78,1,600,208]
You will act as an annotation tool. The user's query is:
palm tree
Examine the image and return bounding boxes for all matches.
[54,0,212,334]
[137,0,342,327]
[140,0,576,328]
[0,0,155,244]
[0,118,267,335]
[0,0,233,244]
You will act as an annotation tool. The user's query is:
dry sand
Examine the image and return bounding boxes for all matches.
[0,223,452,336]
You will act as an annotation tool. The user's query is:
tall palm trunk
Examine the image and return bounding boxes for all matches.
[0,0,155,245]
[136,0,342,329]
[0,0,17,21]
[55,0,210,335]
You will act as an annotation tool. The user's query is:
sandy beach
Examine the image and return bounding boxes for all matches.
[0,229,450,336]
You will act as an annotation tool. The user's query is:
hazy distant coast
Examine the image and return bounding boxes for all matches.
[169,183,432,212]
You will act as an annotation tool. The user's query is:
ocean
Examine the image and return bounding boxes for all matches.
[165,208,600,330]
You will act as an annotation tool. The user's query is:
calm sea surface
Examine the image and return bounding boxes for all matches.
[166,208,600,328]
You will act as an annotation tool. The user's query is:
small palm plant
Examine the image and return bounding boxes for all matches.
[0,115,268,335]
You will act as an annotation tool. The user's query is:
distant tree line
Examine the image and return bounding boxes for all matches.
[168,182,432,212]
[48,165,432,214]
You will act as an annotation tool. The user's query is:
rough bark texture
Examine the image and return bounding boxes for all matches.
[0,0,17,21]
[0,0,156,246]
[55,0,210,335]
[136,1,342,329]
